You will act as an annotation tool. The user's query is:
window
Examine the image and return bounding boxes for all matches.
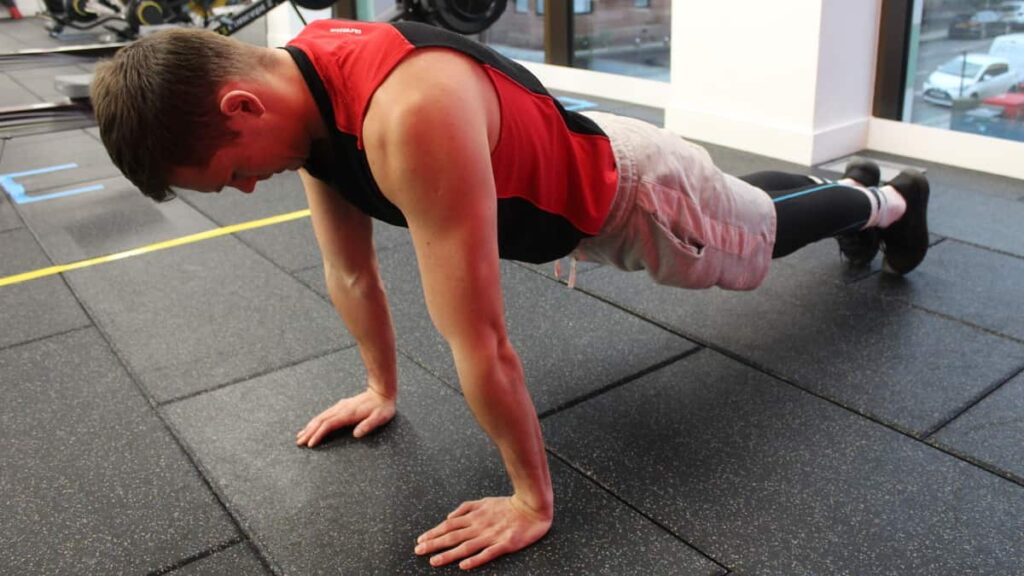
[572,0,670,81]
[536,0,593,16]
[515,0,527,13]
[895,0,1024,143]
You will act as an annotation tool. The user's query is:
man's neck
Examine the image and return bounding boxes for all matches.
[268,48,329,143]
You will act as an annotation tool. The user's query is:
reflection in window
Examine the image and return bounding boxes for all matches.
[573,0,671,81]
[905,0,1024,143]
[535,0,593,15]
[477,0,544,63]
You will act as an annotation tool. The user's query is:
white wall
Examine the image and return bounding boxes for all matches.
[664,0,881,166]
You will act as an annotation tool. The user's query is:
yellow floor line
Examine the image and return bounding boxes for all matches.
[0,209,311,288]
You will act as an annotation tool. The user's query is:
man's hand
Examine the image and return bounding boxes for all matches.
[295,388,396,447]
[415,495,552,570]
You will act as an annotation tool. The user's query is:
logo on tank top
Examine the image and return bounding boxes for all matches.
[329,27,363,34]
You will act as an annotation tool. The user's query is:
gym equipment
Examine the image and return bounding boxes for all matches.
[0,0,507,137]
[43,0,507,41]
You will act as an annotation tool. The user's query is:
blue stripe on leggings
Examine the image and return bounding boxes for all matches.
[771,183,841,204]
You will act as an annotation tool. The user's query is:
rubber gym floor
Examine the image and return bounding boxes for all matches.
[2,15,1023,576]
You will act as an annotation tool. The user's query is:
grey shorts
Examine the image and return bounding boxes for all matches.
[574,111,777,291]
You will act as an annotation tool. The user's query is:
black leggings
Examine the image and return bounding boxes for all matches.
[741,171,873,259]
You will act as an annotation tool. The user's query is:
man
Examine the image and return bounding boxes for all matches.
[90,20,929,570]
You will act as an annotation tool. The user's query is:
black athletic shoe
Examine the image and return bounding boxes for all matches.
[835,159,882,266]
[880,169,930,275]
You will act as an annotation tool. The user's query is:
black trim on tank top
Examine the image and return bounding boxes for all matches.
[282,45,408,227]
[391,21,606,138]
[496,197,586,263]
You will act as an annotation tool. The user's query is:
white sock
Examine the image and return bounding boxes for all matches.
[838,178,906,230]
[866,185,907,229]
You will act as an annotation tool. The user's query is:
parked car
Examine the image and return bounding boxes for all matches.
[923,54,1019,105]
[948,10,1012,39]
[990,33,1024,89]
[950,93,1024,140]
[999,1,1024,30]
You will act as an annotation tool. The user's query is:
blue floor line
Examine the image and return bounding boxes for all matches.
[0,163,105,205]
[14,184,105,205]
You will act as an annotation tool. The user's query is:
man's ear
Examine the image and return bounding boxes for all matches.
[219,89,266,118]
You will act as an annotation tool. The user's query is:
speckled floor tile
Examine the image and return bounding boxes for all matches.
[0,228,90,349]
[931,369,1024,483]
[176,172,310,225]
[167,543,270,576]
[0,130,119,179]
[6,64,87,100]
[0,192,22,232]
[576,257,1024,437]
[163,348,723,576]
[543,349,1024,575]
[862,239,1024,342]
[0,329,238,575]
[64,235,349,402]
[295,243,698,415]
[236,215,411,273]
[926,184,1024,258]
[16,176,217,263]
[0,72,41,107]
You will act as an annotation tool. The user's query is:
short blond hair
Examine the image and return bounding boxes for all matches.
[91,28,267,200]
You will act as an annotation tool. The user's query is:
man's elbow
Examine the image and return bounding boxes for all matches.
[324,263,383,299]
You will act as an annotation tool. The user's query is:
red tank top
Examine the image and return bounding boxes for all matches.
[285,20,618,263]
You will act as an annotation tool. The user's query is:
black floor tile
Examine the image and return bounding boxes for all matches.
[576,258,1024,437]
[0,129,112,170]
[0,72,40,106]
[0,329,238,575]
[346,243,698,415]
[926,182,1024,258]
[863,240,1024,342]
[65,236,349,403]
[167,542,270,576]
[0,228,90,349]
[6,64,85,100]
[542,349,1024,575]
[16,176,216,263]
[931,370,1024,483]
[177,172,310,225]
[237,216,412,274]
[163,348,722,576]
[0,192,22,232]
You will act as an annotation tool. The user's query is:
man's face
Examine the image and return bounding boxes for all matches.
[168,87,311,194]
[169,129,309,195]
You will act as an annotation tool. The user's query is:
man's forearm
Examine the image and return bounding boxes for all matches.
[453,334,553,515]
[326,268,398,397]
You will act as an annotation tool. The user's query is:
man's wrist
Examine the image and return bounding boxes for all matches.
[513,490,554,520]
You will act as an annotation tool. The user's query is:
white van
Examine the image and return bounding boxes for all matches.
[999,1,1024,28]
[989,33,1024,89]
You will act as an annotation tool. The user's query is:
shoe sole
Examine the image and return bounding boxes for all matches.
[881,170,930,275]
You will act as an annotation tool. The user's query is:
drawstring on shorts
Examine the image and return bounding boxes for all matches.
[553,256,578,290]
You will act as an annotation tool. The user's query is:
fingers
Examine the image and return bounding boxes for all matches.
[305,418,337,448]
[414,526,473,556]
[425,537,488,568]
[447,500,481,520]
[352,409,389,438]
[297,411,354,448]
[458,543,513,571]
[416,515,471,545]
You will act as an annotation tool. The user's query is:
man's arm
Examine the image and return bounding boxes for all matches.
[364,53,553,570]
[295,169,398,447]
